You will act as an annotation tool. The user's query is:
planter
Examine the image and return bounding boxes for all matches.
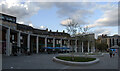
[59,53,104,57]
[53,56,100,66]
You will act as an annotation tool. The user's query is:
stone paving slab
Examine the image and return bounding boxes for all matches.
[65,54,118,69]
[2,53,119,69]
[2,54,67,69]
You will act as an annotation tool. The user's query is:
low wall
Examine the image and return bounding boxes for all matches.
[58,53,104,57]
[53,56,100,66]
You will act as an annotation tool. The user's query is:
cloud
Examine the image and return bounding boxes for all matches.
[60,19,72,26]
[1,1,96,27]
[0,1,118,37]
[0,0,53,26]
[58,2,118,37]
[95,9,118,26]
[94,28,111,35]
[17,21,24,24]
[1,0,31,20]
[0,1,96,26]
[29,23,33,27]
[17,20,33,27]
[94,28,111,38]
[88,3,118,28]
[55,2,95,17]
[39,26,46,30]
[56,2,95,25]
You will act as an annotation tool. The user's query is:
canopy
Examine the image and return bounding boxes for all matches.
[61,47,70,49]
[43,47,70,49]
[110,45,120,49]
[44,47,55,49]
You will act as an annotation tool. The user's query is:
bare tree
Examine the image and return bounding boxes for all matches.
[64,18,78,36]
[61,18,79,60]
[62,18,91,60]
[78,25,90,35]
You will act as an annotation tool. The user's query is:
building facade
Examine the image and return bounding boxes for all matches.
[97,34,120,48]
[0,13,95,56]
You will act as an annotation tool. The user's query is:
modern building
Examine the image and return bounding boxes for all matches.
[0,13,95,56]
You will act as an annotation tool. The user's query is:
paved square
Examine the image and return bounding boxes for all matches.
[2,53,119,69]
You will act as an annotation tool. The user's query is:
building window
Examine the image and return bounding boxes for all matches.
[117,39,118,45]
[51,40,53,43]
[20,36,22,40]
[1,16,5,19]
[113,38,114,46]
[110,39,111,47]
[48,39,50,42]
[59,40,61,44]
[12,35,14,40]
[57,40,59,44]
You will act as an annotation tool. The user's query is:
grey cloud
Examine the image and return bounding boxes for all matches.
[88,3,118,28]
[55,2,95,17]
[94,28,111,38]
[96,8,118,27]
[55,2,95,25]
[0,1,95,26]
[0,1,53,24]
[1,1,118,37]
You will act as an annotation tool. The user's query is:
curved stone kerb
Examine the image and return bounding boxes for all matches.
[53,57,100,66]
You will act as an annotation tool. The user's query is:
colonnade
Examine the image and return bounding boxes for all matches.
[5,28,95,56]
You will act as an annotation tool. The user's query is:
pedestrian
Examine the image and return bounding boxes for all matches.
[109,49,113,58]
[113,50,115,57]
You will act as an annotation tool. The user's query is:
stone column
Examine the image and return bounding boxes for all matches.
[27,34,30,52]
[67,40,70,47]
[82,42,84,53]
[91,41,95,52]
[88,41,90,53]
[75,39,78,52]
[45,37,47,52]
[53,38,55,47]
[17,31,21,54]
[111,38,113,47]
[60,39,63,52]
[53,38,55,51]
[114,38,117,45]
[6,28,10,56]
[36,36,39,53]
[60,39,62,47]
[17,31,21,47]
[45,37,47,47]
[67,39,70,52]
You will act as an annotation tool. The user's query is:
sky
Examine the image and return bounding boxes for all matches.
[0,0,119,38]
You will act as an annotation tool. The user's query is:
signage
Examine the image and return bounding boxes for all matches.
[0,13,16,23]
